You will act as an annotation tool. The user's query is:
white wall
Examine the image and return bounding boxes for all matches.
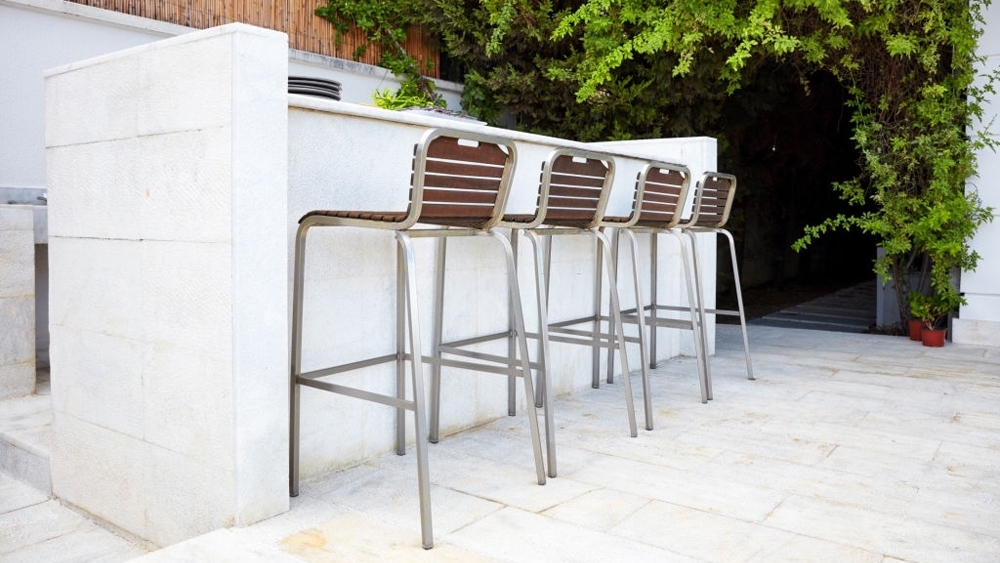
[954,0,1000,346]
[46,24,289,546]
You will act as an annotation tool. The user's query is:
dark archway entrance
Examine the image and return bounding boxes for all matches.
[716,67,878,324]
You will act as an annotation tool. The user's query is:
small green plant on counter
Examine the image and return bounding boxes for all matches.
[373,79,446,110]
[315,0,445,111]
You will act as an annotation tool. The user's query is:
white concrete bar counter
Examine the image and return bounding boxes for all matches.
[45,23,717,547]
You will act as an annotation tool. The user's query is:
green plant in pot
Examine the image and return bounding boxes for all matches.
[907,288,962,346]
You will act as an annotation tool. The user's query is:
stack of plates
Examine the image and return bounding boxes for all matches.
[288,76,342,101]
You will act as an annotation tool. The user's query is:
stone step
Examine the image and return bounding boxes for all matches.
[0,371,52,494]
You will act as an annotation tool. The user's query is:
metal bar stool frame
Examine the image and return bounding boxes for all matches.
[679,172,754,390]
[501,147,654,477]
[288,128,547,550]
[612,162,713,402]
[627,171,754,402]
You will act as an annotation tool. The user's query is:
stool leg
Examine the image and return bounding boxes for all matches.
[595,229,638,437]
[592,237,604,388]
[397,241,408,453]
[621,228,653,430]
[396,233,434,549]
[429,238,447,443]
[649,232,659,368]
[672,230,710,404]
[508,234,521,414]
[491,232,546,485]
[605,228,619,385]
[289,222,310,497]
[685,230,713,400]
[721,229,754,380]
[524,230,556,478]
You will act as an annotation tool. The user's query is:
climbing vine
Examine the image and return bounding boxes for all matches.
[315,0,998,328]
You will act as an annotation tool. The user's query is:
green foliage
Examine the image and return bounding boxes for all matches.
[314,0,998,329]
[314,0,443,108]
[373,81,447,110]
[908,290,962,329]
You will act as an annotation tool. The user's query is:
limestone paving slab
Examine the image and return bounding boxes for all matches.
[3,324,1000,563]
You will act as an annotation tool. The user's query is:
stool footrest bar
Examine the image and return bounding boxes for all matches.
[299,353,399,380]
[297,377,417,411]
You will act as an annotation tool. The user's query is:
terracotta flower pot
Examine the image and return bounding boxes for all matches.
[921,327,946,347]
[908,320,924,341]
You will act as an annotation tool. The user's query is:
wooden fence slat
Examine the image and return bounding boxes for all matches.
[63,0,440,77]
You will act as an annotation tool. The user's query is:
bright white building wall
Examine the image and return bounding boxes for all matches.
[954,0,1000,346]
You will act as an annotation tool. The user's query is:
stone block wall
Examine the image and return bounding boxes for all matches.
[45,24,289,546]
[0,205,36,399]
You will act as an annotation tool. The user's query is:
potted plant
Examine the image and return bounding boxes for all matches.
[907,291,959,347]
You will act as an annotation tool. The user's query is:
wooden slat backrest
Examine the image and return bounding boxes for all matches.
[541,151,614,228]
[689,173,737,229]
[636,163,691,229]
[409,131,515,229]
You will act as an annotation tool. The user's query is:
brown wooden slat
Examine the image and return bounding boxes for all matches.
[544,209,597,222]
[423,174,503,191]
[642,191,681,205]
[419,203,494,218]
[644,184,684,197]
[648,168,686,184]
[302,210,408,223]
[551,156,608,176]
[547,185,603,200]
[425,160,505,179]
[547,196,599,210]
[422,189,497,204]
[640,201,680,214]
[549,172,606,188]
[426,138,507,164]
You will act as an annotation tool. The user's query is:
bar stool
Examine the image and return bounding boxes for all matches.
[501,147,653,477]
[614,162,712,402]
[625,171,753,402]
[288,128,546,549]
[679,172,754,391]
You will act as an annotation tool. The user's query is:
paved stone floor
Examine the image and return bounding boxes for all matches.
[2,325,999,562]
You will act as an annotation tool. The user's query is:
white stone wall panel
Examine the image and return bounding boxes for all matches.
[51,412,147,537]
[44,56,140,148]
[141,342,234,472]
[48,325,143,438]
[46,237,142,336]
[139,240,233,354]
[135,130,233,243]
[0,206,37,399]
[46,140,143,240]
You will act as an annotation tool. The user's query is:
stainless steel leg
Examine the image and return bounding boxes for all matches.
[429,238,447,443]
[595,229,638,437]
[685,230,713,400]
[672,230,710,403]
[509,232,525,412]
[289,222,309,497]
[592,237,604,388]
[722,229,754,380]
[397,240,408,453]
[491,231,547,485]
[524,230,556,478]
[396,233,434,549]
[622,228,653,430]
[605,228,619,385]
[649,232,659,368]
